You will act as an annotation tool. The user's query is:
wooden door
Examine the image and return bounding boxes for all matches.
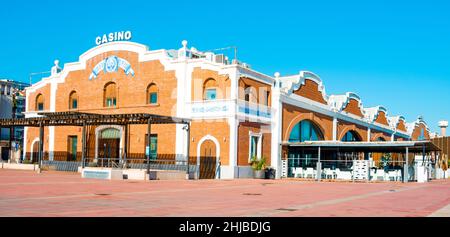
[199,140,217,179]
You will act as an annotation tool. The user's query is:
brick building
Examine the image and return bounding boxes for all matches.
[22,39,432,179]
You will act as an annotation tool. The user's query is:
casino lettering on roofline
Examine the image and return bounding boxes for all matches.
[95,31,132,46]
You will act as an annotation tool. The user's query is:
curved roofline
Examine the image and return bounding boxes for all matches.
[328,92,364,115]
[79,41,150,62]
[406,117,430,135]
[387,115,406,129]
[279,71,328,102]
[364,106,388,123]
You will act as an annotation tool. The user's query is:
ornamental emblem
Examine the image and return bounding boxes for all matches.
[104,56,119,73]
[89,56,135,80]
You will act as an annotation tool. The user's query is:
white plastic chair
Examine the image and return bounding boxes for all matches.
[376,169,386,181]
[323,168,334,179]
[397,170,402,181]
[290,167,296,178]
[305,168,315,179]
[338,171,352,180]
[294,167,304,178]
[387,171,397,181]
[334,168,340,179]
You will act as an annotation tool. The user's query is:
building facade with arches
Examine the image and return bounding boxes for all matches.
[21,39,432,179]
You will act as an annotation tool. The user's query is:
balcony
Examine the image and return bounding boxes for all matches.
[188,99,233,119]
[237,100,272,119]
[188,99,272,120]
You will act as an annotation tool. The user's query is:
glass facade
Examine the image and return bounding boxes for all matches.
[289,120,323,142]
[341,131,361,142]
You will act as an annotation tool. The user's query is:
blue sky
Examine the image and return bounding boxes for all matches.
[1,0,449,132]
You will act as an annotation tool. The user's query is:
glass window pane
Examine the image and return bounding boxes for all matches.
[150,136,157,160]
[250,136,259,159]
[149,93,158,104]
[72,99,78,109]
[311,128,319,141]
[301,121,311,142]
[289,124,300,142]
[289,120,323,142]
[145,134,158,160]
[205,89,217,100]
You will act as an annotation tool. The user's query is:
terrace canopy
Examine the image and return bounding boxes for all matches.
[282,141,441,153]
[282,140,441,183]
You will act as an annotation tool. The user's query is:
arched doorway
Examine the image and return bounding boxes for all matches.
[31,139,39,163]
[97,128,121,159]
[199,139,218,179]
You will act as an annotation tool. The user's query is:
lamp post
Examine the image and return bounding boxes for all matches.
[10,92,16,163]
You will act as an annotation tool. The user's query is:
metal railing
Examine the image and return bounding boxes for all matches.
[41,160,81,172]
[84,158,121,168]
[82,157,199,173]
[127,158,191,171]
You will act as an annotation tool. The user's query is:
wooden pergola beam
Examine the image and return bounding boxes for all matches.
[0,112,190,127]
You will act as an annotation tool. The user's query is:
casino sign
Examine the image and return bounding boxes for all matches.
[95,31,132,46]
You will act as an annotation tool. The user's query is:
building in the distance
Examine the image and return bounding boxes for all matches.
[0,79,29,161]
[18,37,436,179]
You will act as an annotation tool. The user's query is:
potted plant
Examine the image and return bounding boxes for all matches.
[380,153,392,172]
[251,156,266,179]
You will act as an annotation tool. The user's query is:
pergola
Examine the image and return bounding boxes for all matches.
[282,140,442,183]
[0,112,191,174]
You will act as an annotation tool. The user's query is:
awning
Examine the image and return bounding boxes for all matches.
[282,141,441,153]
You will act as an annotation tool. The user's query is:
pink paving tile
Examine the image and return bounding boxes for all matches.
[0,169,449,217]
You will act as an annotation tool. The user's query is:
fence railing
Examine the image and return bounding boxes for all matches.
[22,151,219,179]
[41,160,81,172]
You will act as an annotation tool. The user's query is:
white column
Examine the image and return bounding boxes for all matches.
[391,133,395,142]
[225,68,240,179]
[332,116,338,141]
[49,126,55,161]
[49,80,58,160]
[227,118,238,179]
[367,127,371,141]
[271,74,283,179]
[175,57,191,161]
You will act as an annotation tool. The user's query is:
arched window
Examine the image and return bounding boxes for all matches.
[341,130,362,142]
[203,78,217,101]
[103,82,117,107]
[376,137,386,141]
[289,120,324,143]
[69,91,78,110]
[146,83,158,104]
[35,94,44,111]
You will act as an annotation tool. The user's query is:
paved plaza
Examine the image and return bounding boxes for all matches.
[0,169,449,217]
